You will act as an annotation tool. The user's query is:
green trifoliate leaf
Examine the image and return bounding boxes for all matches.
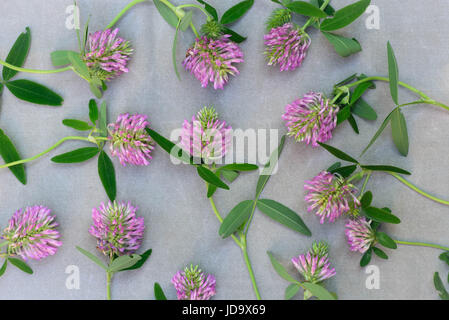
[3,27,31,81]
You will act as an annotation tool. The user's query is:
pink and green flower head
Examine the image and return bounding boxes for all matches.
[108,113,154,166]
[304,171,360,223]
[83,28,133,81]
[291,241,336,284]
[345,217,376,253]
[282,92,339,147]
[172,264,216,300]
[180,107,232,163]
[1,206,62,261]
[182,35,244,90]
[89,201,145,258]
[264,23,311,72]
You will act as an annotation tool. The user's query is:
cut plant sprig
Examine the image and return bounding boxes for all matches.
[265,0,370,72]
[319,142,449,208]
[147,128,312,299]
[153,0,253,80]
[0,99,117,201]
[332,42,449,157]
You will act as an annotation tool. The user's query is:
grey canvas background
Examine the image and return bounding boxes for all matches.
[0,0,448,300]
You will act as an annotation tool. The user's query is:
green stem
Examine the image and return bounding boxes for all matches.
[345,76,449,112]
[0,136,91,169]
[106,271,112,300]
[106,0,148,29]
[208,195,242,248]
[0,59,72,75]
[241,237,262,300]
[177,4,212,20]
[360,171,372,195]
[388,172,449,206]
[395,240,449,252]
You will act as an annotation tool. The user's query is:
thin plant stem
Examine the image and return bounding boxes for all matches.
[106,0,148,29]
[344,76,449,112]
[301,0,330,32]
[388,172,449,206]
[395,240,449,252]
[0,136,91,169]
[241,237,262,300]
[159,0,200,37]
[360,171,372,195]
[106,271,112,300]
[0,60,72,75]
[208,195,242,248]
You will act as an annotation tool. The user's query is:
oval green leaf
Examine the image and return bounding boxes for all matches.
[352,98,377,120]
[0,260,7,277]
[267,251,298,283]
[302,282,337,300]
[363,206,401,224]
[153,0,179,28]
[3,27,31,81]
[51,147,100,164]
[219,200,253,238]
[257,199,311,236]
[391,108,409,156]
[318,142,359,163]
[154,282,168,300]
[197,166,229,190]
[222,27,247,43]
[387,41,399,105]
[0,129,26,185]
[89,99,99,123]
[372,247,388,259]
[8,257,33,274]
[320,0,371,31]
[62,119,92,131]
[220,0,254,25]
[98,150,116,201]
[286,1,327,18]
[376,231,397,249]
[5,79,63,106]
[220,163,259,172]
[108,255,142,272]
[76,246,107,270]
[360,191,373,208]
[285,283,301,300]
[322,32,361,57]
[360,247,372,267]
[121,249,152,271]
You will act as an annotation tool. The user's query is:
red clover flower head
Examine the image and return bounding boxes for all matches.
[108,113,154,166]
[345,217,376,253]
[172,264,216,300]
[291,241,336,284]
[89,201,145,258]
[264,23,311,72]
[282,92,339,147]
[180,107,232,163]
[304,171,360,223]
[83,28,133,81]
[183,35,244,90]
[2,206,62,261]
